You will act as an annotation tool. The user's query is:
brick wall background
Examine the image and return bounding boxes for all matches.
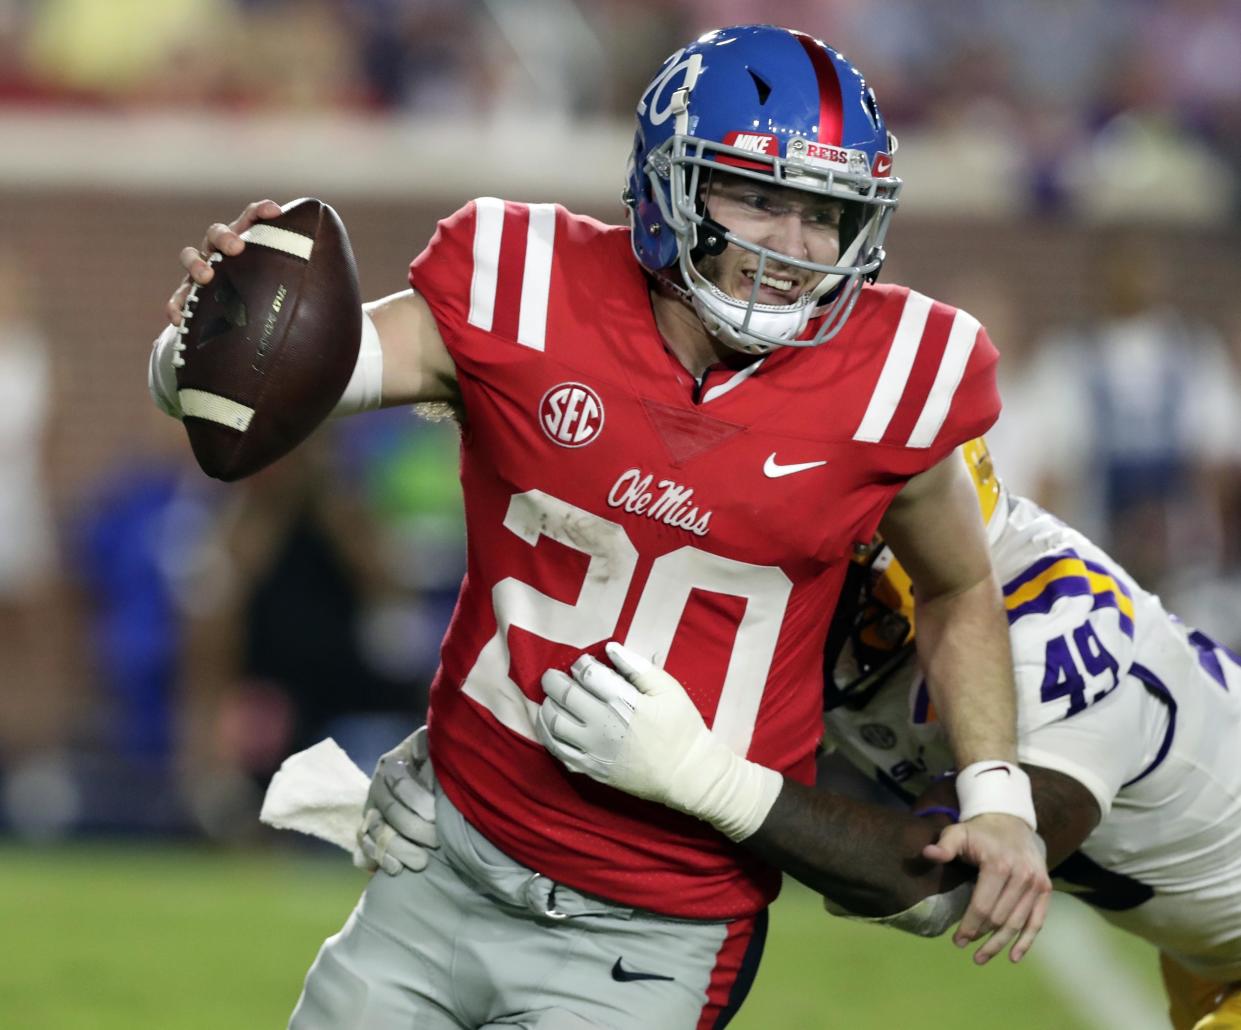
[2,185,1238,752]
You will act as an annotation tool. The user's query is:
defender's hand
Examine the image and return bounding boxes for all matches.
[166,199,283,325]
[355,726,439,876]
[536,642,781,841]
[923,813,1052,964]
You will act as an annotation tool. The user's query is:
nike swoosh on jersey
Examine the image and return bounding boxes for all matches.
[611,957,675,983]
[763,453,828,478]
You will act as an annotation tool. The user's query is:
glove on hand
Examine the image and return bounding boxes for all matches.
[536,642,782,842]
[355,725,439,875]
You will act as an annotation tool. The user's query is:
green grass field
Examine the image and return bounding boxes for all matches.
[0,842,1164,1028]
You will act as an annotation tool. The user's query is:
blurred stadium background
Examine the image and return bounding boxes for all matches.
[1,1,1239,1026]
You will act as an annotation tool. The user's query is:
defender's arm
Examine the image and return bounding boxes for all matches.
[746,764,1098,926]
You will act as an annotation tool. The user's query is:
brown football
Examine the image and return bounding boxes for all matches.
[175,198,361,481]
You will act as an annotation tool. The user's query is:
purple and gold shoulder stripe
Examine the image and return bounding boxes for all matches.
[1002,550,1135,638]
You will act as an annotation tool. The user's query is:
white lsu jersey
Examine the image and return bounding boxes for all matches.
[825,491,1241,979]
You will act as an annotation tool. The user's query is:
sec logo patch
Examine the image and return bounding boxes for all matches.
[539,382,604,447]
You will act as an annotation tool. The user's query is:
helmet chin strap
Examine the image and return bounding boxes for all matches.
[679,217,877,355]
[645,269,782,357]
[692,286,812,355]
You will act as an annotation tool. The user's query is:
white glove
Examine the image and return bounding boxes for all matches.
[823,882,973,938]
[536,642,782,842]
[355,726,439,875]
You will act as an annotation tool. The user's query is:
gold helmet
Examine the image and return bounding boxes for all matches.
[824,438,1003,705]
[962,437,1001,528]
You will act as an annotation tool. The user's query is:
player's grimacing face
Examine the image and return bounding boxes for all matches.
[697,175,842,306]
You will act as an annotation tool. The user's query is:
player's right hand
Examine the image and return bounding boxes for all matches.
[165,199,283,325]
[537,643,782,842]
[355,726,439,876]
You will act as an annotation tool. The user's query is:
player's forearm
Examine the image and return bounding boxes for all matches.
[364,290,459,408]
[916,572,1018,767]
[745,778,971,916]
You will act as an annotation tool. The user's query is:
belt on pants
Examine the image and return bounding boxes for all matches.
[434,778,636,922]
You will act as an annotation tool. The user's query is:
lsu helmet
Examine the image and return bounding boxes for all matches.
[624,24,901,355]
[825,440,1003,705]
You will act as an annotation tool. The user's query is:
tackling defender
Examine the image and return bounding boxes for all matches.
[152,26,1049,1028]
[369,439,1241,1026]
[519,439,1241,1030]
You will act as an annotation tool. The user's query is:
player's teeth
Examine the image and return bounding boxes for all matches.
[760,274,794,290]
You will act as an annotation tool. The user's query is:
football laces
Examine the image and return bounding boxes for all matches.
[173,252,223,368]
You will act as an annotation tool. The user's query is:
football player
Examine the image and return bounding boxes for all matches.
[519,439,1241,1030]
[151,26,1049,1029]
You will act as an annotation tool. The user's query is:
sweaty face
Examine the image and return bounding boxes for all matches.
[696,174,843,306]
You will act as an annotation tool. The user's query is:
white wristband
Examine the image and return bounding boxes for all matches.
[955,761,1037,831]
[332,308,383,416]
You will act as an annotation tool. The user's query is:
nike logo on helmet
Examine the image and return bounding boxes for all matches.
[611,957,675,983]
[763,453,828,478]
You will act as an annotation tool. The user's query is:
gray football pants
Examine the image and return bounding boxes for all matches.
[289,781,765,1029]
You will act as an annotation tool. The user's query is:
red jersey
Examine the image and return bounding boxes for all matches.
[409,199,999,919]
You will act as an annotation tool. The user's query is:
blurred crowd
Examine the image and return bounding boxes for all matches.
[0,341,466,839]
[2,0,1240,213]
[1,1,1240,844]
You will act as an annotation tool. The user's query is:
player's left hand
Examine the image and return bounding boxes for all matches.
[355,726,439,876]
[922,813,1052,964]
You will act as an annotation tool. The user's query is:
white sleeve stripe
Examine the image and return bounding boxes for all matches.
[852,290,932,443]
[467,196,505,332]
[516,203,556,351]
[906,310,981,448]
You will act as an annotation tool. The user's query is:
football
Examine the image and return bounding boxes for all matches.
[175,198,361,481]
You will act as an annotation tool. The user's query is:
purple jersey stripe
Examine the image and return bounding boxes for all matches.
[1093,592,1135,638]
[1006,576,1135,638]
[1006,573,1091,615]
[1187,629,1239,691]
[1082,558,1133,600]
[1001,549,1077,596]
[911,679,932,724]
[1122,663,1177,786]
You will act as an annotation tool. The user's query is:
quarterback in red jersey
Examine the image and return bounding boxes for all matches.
[153,24,1050,1029]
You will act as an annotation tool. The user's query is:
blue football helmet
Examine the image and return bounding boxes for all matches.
[624,25,901,355]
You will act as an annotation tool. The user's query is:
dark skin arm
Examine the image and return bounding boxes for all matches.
[745,779,966,917]
[745,764,1101,918]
